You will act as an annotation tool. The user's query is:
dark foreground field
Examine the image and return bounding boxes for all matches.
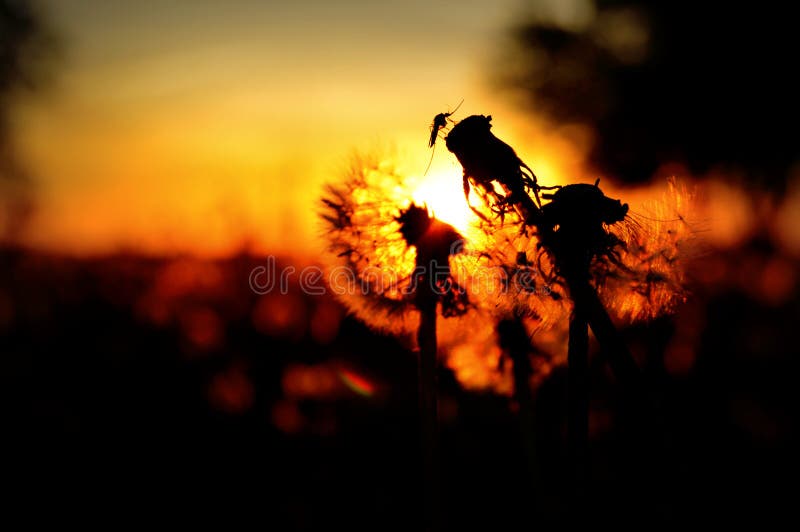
[1,247,796,527]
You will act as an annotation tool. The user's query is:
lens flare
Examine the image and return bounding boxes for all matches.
[338,368,376,397]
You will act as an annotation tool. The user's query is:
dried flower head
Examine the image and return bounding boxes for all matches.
[319,145,695,395]
[320,152,420,336]
[594,178,696,321]
[319,152,519,393]
[460,176,696,325]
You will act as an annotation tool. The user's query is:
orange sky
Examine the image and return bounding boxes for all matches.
[10,0,578,257]
[10,1,785,260]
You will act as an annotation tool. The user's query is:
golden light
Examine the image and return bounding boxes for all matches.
[410,168,478,236]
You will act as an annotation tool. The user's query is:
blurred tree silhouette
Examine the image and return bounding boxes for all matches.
[1,0,56,239]
[496,0,799,189]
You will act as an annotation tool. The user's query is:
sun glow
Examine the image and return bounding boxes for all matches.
[410,169,478,236]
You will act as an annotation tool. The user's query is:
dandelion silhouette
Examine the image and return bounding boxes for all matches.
[594,178,693,322]
[319,153,422,335]
[320,130,694,523]
[454,179,693,330]
[437,113,692,321]
[320,152,515,393]
[319,145,693,396]
[440,111,695,512]
[321,152,478,527]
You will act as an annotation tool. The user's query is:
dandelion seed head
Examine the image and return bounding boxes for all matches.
[458,176,696,326]
[320,151,541,394]
[319,152,420,336]
[319,144,695,395]
[594,178,697,321]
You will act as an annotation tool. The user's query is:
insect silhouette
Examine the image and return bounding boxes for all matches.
[424,100,464,176]
[444,115,555,222]
[428,99,463,148]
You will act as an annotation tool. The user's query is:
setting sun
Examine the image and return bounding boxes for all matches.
[410,169,478,236]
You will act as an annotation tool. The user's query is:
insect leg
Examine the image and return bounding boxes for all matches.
[423,143,436,176]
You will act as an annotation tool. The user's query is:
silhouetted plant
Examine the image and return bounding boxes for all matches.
[319,120,695,523]
[1,0,58,240]
[439,111,694,516]
[321,152,477,528]
[495,1,799,189]
[320,151,515,393]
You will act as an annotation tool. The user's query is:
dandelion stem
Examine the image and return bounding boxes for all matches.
[570,279,641,390]
[417,290,439,530]
[498,318,541,505]
[566,281,590,516]
[396,204,464,530]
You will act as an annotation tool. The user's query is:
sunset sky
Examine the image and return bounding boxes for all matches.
[10,0,602,257]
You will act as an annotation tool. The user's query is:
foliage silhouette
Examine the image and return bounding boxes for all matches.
[497,0,800,188]
[1,0,57,239]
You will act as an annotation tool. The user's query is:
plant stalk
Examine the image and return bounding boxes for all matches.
[566,281,590,515]
[416,286,439,530]
[498,318,541,503]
